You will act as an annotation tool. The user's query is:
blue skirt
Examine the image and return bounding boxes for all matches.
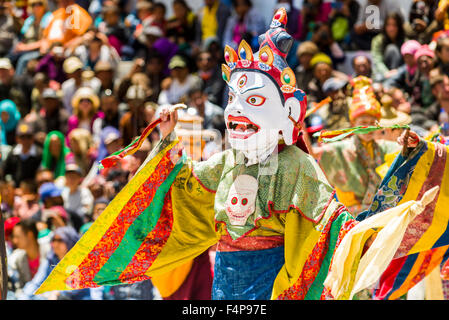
[212,246,285,300]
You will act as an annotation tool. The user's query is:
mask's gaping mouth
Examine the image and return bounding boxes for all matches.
[227,115,260,140]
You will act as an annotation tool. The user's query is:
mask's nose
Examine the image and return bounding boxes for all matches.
[226,100,244,116]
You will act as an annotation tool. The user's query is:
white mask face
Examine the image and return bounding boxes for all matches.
[224,174,258,226]
[224,71,287,164]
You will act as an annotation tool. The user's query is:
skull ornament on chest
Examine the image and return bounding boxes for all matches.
[225,174,258,226]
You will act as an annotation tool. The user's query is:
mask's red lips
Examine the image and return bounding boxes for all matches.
[227,115,260,139]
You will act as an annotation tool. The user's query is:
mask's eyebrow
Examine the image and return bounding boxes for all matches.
[228,85,237,94]
[240,84,264,94]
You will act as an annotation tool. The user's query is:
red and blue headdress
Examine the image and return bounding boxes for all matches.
[221,8,307,144]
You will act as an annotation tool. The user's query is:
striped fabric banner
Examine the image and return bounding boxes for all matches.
[361,141,449,300]
[276,206,356,300]
[36,140,186,294]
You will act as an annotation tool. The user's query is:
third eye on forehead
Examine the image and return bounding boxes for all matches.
[229,72,266,94]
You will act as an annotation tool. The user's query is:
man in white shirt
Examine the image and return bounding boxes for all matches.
[158,55,202,106]
[61,56,101,114]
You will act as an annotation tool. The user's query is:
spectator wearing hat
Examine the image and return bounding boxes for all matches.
[38,182,64,210]
[412,44,436,109]
[67,87,104,144]
[120,84,150,146]
[62,162,94,232]
[384,40,422,100]
[158,55,202,106]
[0,58,29,117]
[32,88,70,144]
[376,94,412,142]
[61,56,101,114]
[35,182,67,230]
[306,52,348,106]
[94,61,116,96]
[2,122,42,188]
[295,41,319,91]
[315,77,350,131]
[3,216,20,253]
[61,56,85,111]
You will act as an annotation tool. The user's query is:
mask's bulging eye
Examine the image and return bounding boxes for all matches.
[238,74,247,88]
[246,95,266,106]
[231,197,238,205]
[228,93,235,103]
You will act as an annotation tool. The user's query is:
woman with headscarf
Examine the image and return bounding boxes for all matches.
[67,87,104,145]
[0,99,21,146]
[17,226,102,299]
[41,131,70,179]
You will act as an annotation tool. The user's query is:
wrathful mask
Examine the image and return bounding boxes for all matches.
[222,7,308,165]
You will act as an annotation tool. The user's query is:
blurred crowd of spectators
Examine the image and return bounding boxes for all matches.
[1,0,449,300]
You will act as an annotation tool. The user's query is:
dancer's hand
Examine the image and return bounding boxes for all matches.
[160,106,178,139]
[397,130,420,148]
